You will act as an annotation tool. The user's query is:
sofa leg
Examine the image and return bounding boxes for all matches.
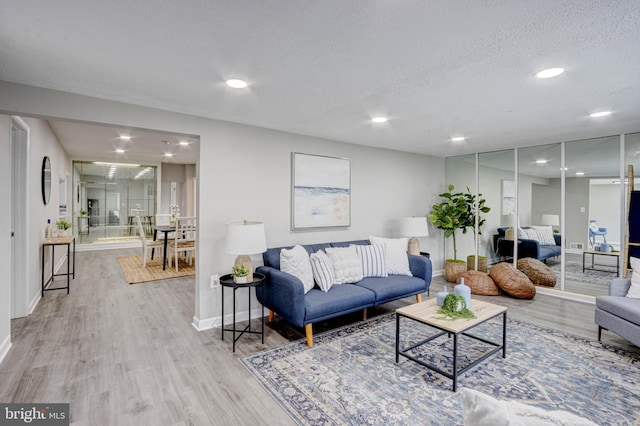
[598,326,602,342]
[416,294,422,303]
[268,310,274,323]
[305,324,313,347]
[363,309,367,321]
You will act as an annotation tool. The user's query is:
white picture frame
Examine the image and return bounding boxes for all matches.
[291,152,351,230]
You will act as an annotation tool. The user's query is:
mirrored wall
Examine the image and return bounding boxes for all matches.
[445,132,638,298]
[72,161,157,244]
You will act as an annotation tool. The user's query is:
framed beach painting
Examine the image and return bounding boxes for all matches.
[291,152,351,230]
[501,179,516,216]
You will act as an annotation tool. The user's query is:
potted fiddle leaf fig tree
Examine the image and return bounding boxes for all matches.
[463,189,491,272]
[429,185,477,282]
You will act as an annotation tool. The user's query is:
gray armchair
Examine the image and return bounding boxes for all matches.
[595,278,640,347]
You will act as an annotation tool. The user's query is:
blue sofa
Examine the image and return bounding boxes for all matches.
[595,278,640,347]
[256,240,432,346]
[494,227,561,262]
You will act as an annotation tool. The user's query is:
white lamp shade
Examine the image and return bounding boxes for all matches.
[501,214,515,227]
[224,221,267,255]
[541,214,559,226]
[400,217,429,237]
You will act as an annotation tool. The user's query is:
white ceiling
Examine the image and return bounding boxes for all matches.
[2,1,640,160]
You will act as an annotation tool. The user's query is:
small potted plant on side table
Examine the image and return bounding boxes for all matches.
[55,219,72,237]
[232,265,250,284]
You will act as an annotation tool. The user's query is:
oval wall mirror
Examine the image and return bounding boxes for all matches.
[42,156,51,205]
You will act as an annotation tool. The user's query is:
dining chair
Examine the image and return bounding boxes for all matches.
[136,216,165,267]
[168,216,196,271]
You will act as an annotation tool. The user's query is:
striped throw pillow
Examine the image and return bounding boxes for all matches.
[354,244,388,278]
[309,250,334,292]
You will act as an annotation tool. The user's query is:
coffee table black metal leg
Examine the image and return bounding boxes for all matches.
[453,333,458,392]
[261,290,264,344]
[395,314,400,363]
[502,311,507,357]
[248,287,251,332]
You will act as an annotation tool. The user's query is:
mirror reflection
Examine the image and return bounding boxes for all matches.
[73,161,157,244]
[42,156,51,205]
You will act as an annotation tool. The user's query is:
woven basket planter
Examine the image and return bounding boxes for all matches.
[466,255,488,273]
[489,262,536,299]
[517,258,556,287]
[458,270,500,296]
[445,260,467,283]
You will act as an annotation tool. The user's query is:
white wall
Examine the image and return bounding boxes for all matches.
[0,81,444,338]
[589,183,621,245]
[21,117,71,314]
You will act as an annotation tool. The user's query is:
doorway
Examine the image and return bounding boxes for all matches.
[10,117,30,319]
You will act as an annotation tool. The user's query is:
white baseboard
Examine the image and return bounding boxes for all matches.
[0,334,12,365]
[536,286,595,304]
[28,292,41,315]
[76,241,140,252]
[192,307,266,332]
[433,269,444,277]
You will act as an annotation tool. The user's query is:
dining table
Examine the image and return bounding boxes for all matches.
[152,225,175,270]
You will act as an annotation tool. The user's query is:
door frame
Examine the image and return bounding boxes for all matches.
[11,116,30,319]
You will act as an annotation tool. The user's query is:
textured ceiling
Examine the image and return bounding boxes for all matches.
[1,1,640,159]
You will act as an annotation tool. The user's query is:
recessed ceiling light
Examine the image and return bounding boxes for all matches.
[450,137,465,142]
[371,117,388,124]
[535,159,548,164]
[164,153,173,158]
[226,79,248,89]
[575,171,585,176]
[589,111,612,118]
[536,68,564,79]
[178,141,190,146]
[115,149,125,154]
[119,135,132,141]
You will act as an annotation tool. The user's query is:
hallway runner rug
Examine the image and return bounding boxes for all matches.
[116,255,195,284]
[241,313,640,425]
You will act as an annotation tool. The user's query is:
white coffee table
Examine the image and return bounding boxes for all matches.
[395,298,507,391]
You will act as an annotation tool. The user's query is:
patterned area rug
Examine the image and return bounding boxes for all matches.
[116,255,195,284]
[547,258,617,285]
[241,313,640,425]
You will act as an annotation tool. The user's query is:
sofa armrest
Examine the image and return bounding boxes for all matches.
[255,266,306,327]
[553,234,562,246]
[609,278,631,297]
[408,255,432,289]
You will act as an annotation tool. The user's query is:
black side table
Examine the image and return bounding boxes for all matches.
[220,272,266,352]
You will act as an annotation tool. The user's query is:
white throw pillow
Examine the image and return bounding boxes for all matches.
[531,225,556,246]
[354,244,387,278]
[309,250,334,292]
[627,257,640,299]
[369,236,412,276]
[325,246,364,284]
[280,245,314,293]
[518,227,539,242]
[459,388,598,426]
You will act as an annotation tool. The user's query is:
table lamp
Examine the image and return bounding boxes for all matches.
[541,214,559,232]
[400,217,429,255]
[224,220,267,281]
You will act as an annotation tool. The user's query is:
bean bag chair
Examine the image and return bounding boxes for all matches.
[489,262,536,299]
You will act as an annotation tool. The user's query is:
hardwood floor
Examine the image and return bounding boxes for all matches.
[0,250,636,425]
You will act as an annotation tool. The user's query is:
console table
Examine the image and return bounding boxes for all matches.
[41,235,76,296]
